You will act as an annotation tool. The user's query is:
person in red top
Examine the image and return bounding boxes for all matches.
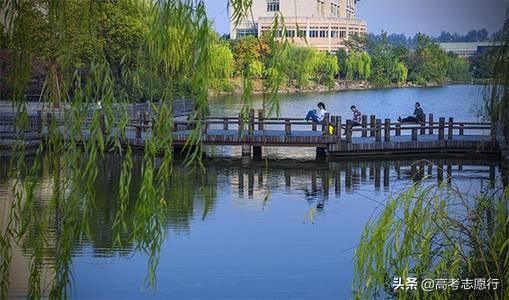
[351,105,362,126]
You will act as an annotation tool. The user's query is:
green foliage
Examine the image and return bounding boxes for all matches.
[231,35,268,74]
[313,52,339,89]
[470,51,493,79]
[249,60,264,79]
[1,0,242,298]
[336,48,348,79]
[96,0,147,67]
[484,16,509,140]
[279,45,339,89]
[407,34,447,84]
[394,62,408,84]
[445,52,471,82]
[209,40,235,92]
[281,44,317,88]
[353,180,508,300]
[345,51,371,81]
[368,32,409,86]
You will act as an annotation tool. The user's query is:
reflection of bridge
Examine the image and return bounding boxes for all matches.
[217,157,506,200]
[1,108,508,161]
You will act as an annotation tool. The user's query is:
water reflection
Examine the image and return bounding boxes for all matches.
[220,156,502,201]
[0,154,506,298]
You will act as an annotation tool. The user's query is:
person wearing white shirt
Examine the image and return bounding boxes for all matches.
[305,102,328,123]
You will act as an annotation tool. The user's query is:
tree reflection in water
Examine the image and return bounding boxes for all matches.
[0,154,506,298]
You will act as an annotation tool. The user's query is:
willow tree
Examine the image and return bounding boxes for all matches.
[486,16,509,140]
[345,51,371,81]
[0,0,285,299]
[353,182,508,300]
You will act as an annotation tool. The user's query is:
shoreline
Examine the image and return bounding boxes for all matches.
[209,79,478,97]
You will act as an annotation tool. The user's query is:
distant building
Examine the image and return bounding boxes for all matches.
[229,0,367,52]
[439,42,502,57]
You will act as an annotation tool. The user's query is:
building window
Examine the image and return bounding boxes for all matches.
[286,29,296,37]
[319,27,328,38]
[236,28,258,39]
[267,0,279,12]
[309,27,319,38]
[331,30,339,38]
[316,0,325,15]
[331,4,339,17]
[340,31,346,38]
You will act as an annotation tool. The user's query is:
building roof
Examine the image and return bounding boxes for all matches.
[438,42,499,53]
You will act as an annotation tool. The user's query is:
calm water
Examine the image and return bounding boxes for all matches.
[1,85,505,299]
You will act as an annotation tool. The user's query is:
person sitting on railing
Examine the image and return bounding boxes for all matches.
[305,102,328,123]
[398,102,425,123]
[351,105,362,126]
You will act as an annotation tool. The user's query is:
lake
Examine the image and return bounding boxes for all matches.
[1,85,505,299]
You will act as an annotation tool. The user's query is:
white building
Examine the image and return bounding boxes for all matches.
[230,0,367,52]
[439,42,502,57]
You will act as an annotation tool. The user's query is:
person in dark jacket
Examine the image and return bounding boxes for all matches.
[351,105,362,126]
[398,102,425,123]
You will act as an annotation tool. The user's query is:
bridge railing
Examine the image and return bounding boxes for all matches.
[343,114,494,143]
[84,98,194,121]
[0,112,42,134]
[169,110,494,144]
[30,107,494,144]
[173,110,338,138]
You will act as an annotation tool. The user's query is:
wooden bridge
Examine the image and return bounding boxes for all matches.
[123,109,504,160]
[1,107,507,161]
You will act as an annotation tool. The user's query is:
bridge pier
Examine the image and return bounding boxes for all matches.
[253,146,262,161]
[316,147,327,160]
[241,144,251,157]
[241,144,251,164]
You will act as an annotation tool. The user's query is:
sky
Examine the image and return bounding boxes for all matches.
[204,0,509,37]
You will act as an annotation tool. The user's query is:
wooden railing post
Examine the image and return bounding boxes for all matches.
[375,119,382,142]
[336,116,342,137]
[249,109,255,134]
[99,112,106,135]
[331,116,337,136]
[428,114,434,135]
[420,115,426,135]
[46,112,52,130]
[238,113,243,134]
[370,115,376,137]
[438,117,445,140]
[491,120,497,141]
[459,123,464,135]
[36,111,42,133]
[312,122,317,131]
[223,118,229,130]
[322,113,330,136]
[361,115,368,137]
[285,119,291,136]
[395,123,401,136]
[136,125,142,139]
[346,120,352,143]
[412,128,417,141]
[258,109,264,131]
[448,117,453,140]
[143,111,149,131]
[384,118,391,142]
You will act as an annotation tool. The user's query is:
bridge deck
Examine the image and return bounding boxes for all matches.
[112,128,498,156]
